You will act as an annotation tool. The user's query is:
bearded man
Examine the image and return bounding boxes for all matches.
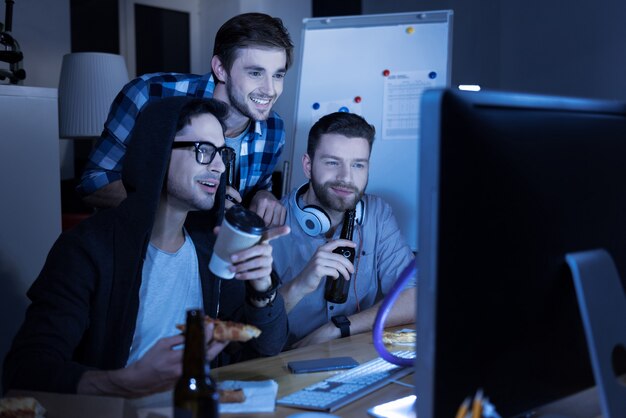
[271,112,416,348]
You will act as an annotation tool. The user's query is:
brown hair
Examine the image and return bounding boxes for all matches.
[176,98,229,133]
[307,112,376,158]
[213,13,293,77]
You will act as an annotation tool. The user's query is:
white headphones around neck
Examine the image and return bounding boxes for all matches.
[292,183,364,236]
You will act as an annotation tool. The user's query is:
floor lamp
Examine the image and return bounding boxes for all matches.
[57,52,129,227]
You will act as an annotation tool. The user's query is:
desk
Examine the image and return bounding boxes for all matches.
[207,326,604,418]
[208,326,415,417]
[127,326,415,417]
[7,326,605,418]
[131,325,603,418]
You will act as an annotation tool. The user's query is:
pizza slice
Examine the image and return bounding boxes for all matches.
[176,317,261,342]
[382,330,416,345]
[0,397,46,418]
[218,388,246,403]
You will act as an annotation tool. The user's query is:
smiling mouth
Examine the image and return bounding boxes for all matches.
[198,179,219,190]
[250,96,272,105]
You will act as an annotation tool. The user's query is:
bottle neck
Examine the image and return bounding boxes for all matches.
[182,310,206,378]
[339,209,356,240]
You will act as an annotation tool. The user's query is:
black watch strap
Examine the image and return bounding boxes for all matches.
[332,315,351,338]
[245,271,281,302]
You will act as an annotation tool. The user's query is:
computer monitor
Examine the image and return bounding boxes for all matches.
[416,88,626,417]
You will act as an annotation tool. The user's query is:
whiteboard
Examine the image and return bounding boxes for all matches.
[288,11,453,250]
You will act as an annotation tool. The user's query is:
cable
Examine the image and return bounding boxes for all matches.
[352,224,364,312]
[372,259,417,367]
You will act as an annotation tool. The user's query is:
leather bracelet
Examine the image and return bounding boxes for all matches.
[245,272,281,302]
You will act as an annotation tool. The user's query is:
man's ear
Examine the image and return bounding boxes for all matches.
[211,55,228,83]
[302,153,312,180]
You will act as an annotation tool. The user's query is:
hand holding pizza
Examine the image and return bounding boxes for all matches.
[177,317,262,343]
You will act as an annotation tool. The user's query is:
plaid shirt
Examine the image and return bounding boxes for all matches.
[78,73,285,198]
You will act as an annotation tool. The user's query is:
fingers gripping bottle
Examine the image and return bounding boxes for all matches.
[324,209,356,304]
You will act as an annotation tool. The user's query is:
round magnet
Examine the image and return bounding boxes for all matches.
[383,69,390,77]
[406,26,415,34]
[429,71,437,79]
[354,96,362,103]
[312,102,320,110]
[338,106,349,113]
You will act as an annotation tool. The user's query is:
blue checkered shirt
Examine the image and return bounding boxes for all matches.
[78,73,285,197]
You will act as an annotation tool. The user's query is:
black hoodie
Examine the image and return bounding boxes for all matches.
[3,97,288,394]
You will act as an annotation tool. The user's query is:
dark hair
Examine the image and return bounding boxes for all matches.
[176,98,229,133]
[212,13,294,77]
[307,112,376,158]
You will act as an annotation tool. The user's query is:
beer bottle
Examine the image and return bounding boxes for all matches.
[174,309,219,418]
[223,147,236,188]
[324,209,356,304]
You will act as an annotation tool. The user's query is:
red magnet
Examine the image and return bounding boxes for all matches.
[354,96,362,103]
[383,69,390,77]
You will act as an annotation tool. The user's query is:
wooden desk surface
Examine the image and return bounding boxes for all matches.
[209,325,415,417]
[7,325,604,418]
[207,325,605,418]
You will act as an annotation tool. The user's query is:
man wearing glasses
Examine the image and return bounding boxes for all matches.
[78,13,293,226]
[3,98,290,397]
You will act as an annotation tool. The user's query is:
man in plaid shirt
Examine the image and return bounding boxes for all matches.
[79,13,293,226]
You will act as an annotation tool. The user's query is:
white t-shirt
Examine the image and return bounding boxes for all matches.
[126,229,203,365]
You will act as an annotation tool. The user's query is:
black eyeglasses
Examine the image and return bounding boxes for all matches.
[172,141,235,165]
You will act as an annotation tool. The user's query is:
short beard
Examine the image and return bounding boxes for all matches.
[226,80,270,122]
[310,173,365,213]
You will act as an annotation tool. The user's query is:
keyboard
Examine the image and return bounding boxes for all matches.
[277,350,415,412]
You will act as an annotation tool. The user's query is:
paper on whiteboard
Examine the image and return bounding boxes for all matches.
[310,99,363,126]
[382,70,435,141]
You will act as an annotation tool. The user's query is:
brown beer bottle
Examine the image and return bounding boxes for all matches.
[324,209,356,304]
[174,309,219,418]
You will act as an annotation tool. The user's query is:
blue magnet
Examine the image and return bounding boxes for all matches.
[338,106,349,113]
[429,71,437,79]
[312,102,320,110]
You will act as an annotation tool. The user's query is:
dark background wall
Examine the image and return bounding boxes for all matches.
[363,0,626,101]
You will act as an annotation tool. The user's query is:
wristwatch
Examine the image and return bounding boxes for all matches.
[331,315,351,338]
[245,272,281,304]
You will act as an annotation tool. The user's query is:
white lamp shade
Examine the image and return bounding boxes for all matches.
[58,52,129,139]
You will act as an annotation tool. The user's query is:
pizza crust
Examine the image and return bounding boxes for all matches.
[0,397,46,418]
[382,330,416,345]
[176,317,262,342]
[218,389,246,403]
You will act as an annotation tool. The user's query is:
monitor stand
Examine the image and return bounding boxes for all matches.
[566,249,626,418]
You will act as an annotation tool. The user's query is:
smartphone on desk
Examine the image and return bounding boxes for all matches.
[287,356,359,374]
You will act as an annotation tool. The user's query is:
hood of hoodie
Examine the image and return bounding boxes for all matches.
[118,96,225,256]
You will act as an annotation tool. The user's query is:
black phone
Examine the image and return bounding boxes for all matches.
[287,356,359,374]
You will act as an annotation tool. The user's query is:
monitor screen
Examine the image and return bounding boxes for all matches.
[416,88,626,417]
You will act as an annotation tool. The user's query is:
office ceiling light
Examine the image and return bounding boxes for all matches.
[58,52,129,139]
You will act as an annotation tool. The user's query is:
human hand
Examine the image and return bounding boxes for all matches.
[225,185,242,209]
[212,225,290,288]
[294,239,356,295]
[292,322,341,348]
[204,321,229,360]
[123,334,185,394]
[249,190,286,226]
